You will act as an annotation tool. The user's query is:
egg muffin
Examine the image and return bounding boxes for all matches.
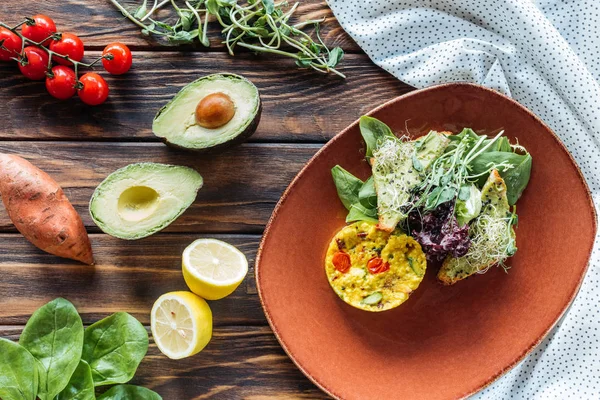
[325,221,427,312]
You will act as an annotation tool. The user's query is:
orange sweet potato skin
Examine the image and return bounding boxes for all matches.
[0,154,94,265]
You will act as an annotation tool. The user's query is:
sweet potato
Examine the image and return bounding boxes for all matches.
[0,154,93,264]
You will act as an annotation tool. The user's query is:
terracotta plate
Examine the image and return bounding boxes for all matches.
[255,83,596,399]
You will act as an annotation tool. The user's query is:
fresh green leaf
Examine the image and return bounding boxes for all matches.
[167,30,199,44]
[425,186,456,210]
[153,20,175,32]
[469,152,532,205]
[359,116,395,158]
[456,185,483,226]
[180,11,194,31]
[0,338,38,400]
[261,0,275,14]
[358,176,377,209]
[331,165,364,210]
[206,0,219,15]
[96,385,161,400]
[133,3,148,20]
[346,203,378,223]
[327,47,344,68]
[82,312,148,387]
[362,292,383,305]
[56,360,95,400]
[295,58,312,68]
[217,0,236,5]
[19,298,84,400]
[141,22,155,36]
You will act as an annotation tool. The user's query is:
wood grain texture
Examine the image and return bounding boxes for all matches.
[0,233,265,325]
[0,142,320,233]
[0,53,410,142]
[0,325,328,399]
[0,0,358,52]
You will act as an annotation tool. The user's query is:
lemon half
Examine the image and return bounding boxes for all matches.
[151,291,213,360]
[182,239,248,300]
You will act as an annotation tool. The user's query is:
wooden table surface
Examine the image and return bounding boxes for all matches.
[0,1,413,398]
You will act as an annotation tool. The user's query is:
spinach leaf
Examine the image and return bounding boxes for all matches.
[359,116,395,158]
[206,0,219,15]
[56,360,95,400]
[97,385,162,400]
[19,298,84,400]
[469,152,532,205]
[0,338,38,400]
[331,165,363,210]
[358,176,377,209]
[82,312,148,387]
[346,203,378,223]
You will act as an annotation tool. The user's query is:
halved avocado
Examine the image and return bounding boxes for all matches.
[152,73,262,152]
[89,163,203,240]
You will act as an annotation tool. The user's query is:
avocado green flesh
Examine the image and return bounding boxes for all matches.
[90,163,203,240]
[373,131,450,230]
[152,74,260,150]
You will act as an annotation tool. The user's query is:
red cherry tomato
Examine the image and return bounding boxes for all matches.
[77,72,109,106]
[49,33,84,66]
[0,28,23,61]
[46,66,77,100]
[102,42,132,75]
[19,46,49,80]
[367,257,390,274]
[332,251,351,273]
[21,15,56,45]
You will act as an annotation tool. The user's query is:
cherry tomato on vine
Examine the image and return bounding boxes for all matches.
[46,66,77,100]
[0,28,23,61]
[21,15,56,45]
[19,46,49,80]
[77,72,109,106]
[49,33,84,66]
[102,42,132,75]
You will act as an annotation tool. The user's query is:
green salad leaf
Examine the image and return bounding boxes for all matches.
[359,116,395,158]
[456,184,483,226]
[56,360,95,400]
[358,176,377,209]
[331,165,363,210]
[0,338,38,400]
[97,385,162,400]
[19,298,84,400]
[82,312,149,387]
[346,203,378,223]
[469,151,532,205]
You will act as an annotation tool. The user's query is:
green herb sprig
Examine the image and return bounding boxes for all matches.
[110,0,345,77]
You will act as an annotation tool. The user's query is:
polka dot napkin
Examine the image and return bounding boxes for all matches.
[327,0,600,398]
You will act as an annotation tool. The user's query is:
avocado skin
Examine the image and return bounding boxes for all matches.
[161,100,262,154]
[154,73,262,153]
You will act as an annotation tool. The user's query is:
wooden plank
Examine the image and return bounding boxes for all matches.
[0,233,266,325]
[0,0,358,52]
[0,325,328,399]
[0,142,319,233]
[0,53,411,142]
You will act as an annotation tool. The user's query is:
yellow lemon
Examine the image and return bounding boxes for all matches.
[151,291,212,359]
[182,239,248,300]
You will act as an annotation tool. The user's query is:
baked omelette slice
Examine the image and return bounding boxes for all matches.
[438,170,517,285]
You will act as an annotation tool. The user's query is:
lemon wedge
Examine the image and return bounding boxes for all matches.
[151,291,212,359]
[182,239,248,300]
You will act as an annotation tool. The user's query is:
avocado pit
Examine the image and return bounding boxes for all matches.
[195,92,236,129]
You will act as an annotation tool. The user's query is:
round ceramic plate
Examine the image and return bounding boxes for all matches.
[255,83,597,400]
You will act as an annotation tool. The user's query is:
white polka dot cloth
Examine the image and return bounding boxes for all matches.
[327,0,600,398]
